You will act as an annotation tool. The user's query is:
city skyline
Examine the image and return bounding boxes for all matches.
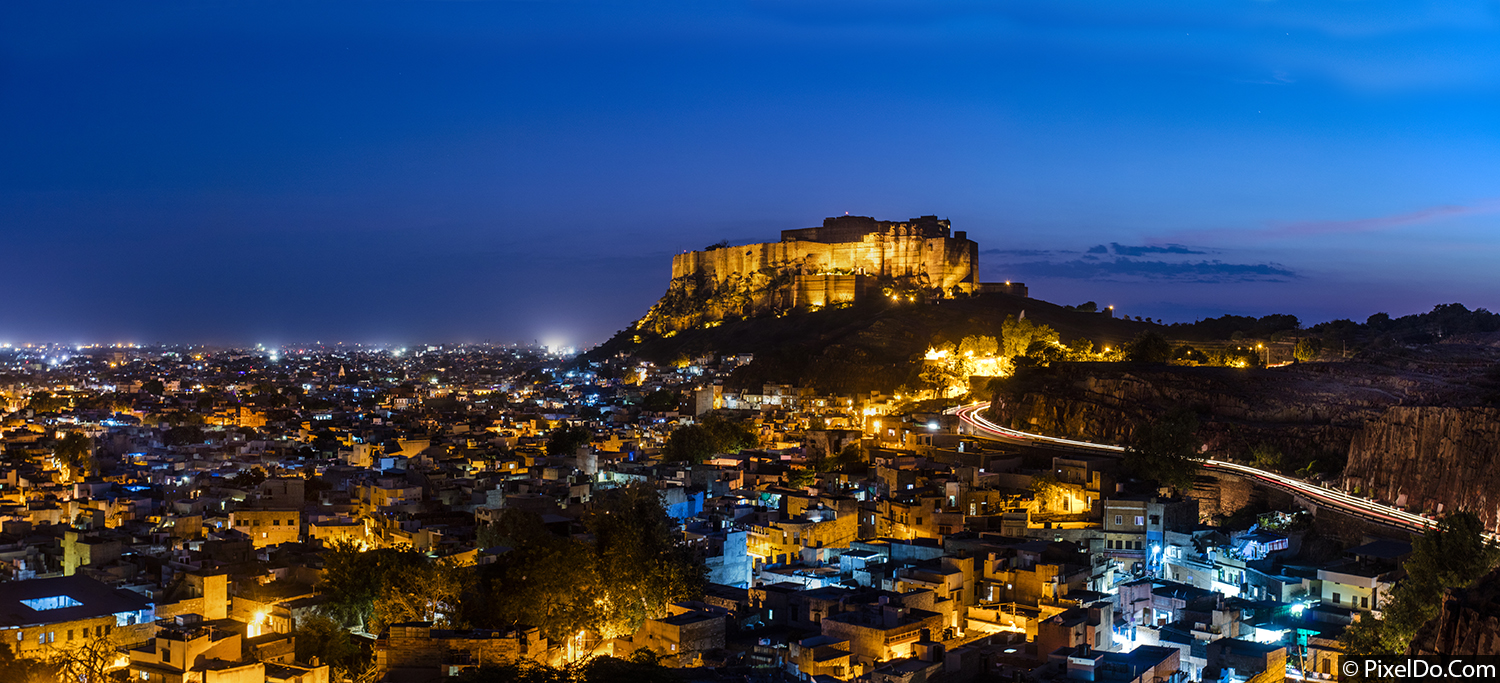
[4,1,1499,347]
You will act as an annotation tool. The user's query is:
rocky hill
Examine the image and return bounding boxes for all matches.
[986,338,1500,516]
[587,293,1161,394]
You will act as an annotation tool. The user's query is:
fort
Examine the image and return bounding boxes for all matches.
[637,215,1026,335]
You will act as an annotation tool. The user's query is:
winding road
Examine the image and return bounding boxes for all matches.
[949,401,1448,537]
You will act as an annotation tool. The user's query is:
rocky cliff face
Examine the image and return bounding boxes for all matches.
[988,362,1400,465]
[988,353,1500,526]
[1410,565,1500,655]
[1344,406,1500,528]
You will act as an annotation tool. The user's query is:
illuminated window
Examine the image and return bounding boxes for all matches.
[21,595,83,611]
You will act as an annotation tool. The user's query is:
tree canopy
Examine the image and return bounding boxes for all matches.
[473,482,706,642]
[1124,409,1201,494]
[1342,511,1500,656]
[1125,331,1172,363]
[1000,315,1058,361]
[660,415,757,463]
[545,425,592,457]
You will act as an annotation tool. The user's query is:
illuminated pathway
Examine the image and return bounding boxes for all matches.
[950,402,1458,538]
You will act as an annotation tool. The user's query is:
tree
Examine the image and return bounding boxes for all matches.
[1342,511,1500,656]
[294,613,364,672]
[661,415,756,463]
[0,643,55,683]
[1125,331,1172,363]
[1293,338,1323,362]
[957,335,998,358]
[44,632,121,683]
[25,391,68,413]
[316,540,427,632]
[1171,344,1208,363]
[546,425,592,457]
[1249,443,1283,472]
[641,389,680,412]
[786,467,816,489]
[163,425,207,447]
[585,483,706,638]
[1030,473,1061,512]
[1124,410,1201,494]
[1000,315,1059,361]
[479,523,600,643]
[1025,339,1067,366]
[54,432,93,479]
[371,558,474,633]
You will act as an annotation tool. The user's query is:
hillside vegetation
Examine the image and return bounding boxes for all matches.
[586,293,1161,394]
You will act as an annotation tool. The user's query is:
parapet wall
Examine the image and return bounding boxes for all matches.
[672,233,977,294]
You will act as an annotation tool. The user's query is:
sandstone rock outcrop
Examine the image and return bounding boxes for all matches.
[1410,566,1500,655]
[987,362,1400,463]
[1344,406,1500,528]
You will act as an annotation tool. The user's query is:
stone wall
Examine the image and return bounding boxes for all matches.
[671,234,976,294]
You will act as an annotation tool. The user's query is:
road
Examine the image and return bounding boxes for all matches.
[950,401,1445,536]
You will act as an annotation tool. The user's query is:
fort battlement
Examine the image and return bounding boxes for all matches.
[640,215,1024,335]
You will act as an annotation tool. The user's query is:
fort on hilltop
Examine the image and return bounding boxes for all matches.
[636,215,1026,335]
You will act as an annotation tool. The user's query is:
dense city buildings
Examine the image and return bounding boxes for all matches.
[3,326,1478,683]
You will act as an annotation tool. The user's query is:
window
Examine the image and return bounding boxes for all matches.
[273,519,281,526]
[1134,516,1144,526]
[1333,592,1341,605]
[67,629,73,641]
[1361,596,1369,609]
[163,647,170,663]
[1149,515,1161,525]
[1114,515,1123,525]
[20,595,83,611]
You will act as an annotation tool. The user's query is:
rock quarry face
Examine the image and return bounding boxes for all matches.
[1344,406,1500,529]
[988,362,1404,463]
[988,352,1500,524]
[1410,566,1500,656]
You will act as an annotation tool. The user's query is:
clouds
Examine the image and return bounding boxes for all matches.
[1084,243,1206,256]
[1000,258,1295,283]
[984,242,1292,284]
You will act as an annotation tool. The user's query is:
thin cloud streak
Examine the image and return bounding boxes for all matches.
[1265,200,1500,238]
[1157,199,1500,244]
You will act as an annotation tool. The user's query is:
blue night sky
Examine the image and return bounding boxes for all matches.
[3,1,1499,347]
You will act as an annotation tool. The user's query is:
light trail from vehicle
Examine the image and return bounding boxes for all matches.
[949,402,1474,538]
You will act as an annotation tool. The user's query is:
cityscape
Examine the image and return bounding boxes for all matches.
[5,3,1500,683]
